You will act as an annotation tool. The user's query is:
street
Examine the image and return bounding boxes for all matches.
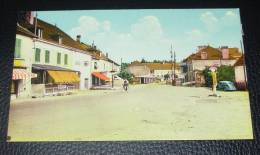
[8,83,253,141]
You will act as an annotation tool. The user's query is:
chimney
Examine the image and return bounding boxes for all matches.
[198,45,207,51]
[106,53,108,58]
[221,46,229,59]
[76,35,81,42]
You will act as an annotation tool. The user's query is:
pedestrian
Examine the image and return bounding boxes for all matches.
[123,79,129,91]
[209,65,219,97]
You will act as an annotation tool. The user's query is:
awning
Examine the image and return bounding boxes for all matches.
[12,69,37,80]
[47,71,80,83]
[92,72,111,81]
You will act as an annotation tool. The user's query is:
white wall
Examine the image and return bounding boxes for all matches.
[192,59,237,71]
[15,34,34,98]
[235,66,247,82]
[33,40,74,70]
[73,52,92,89]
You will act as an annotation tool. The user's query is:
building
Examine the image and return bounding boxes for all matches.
[90,49,120,87]
[11,24,37,99]
[181,45,242,85]
[127,62,180,84]
[234,55,247,90]
[17,17,95,96]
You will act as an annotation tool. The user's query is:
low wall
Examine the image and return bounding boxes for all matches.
[31,84,45,97]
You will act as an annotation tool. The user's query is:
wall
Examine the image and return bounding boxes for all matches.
[15,34,34,98]
[127,65,150,76]
[192,59,237,71]
[73,52,92,89]
[33,40,74,70]
[235,66,247,82]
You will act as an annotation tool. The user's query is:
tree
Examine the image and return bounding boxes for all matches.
[202,65,235,87]
[164,73,170,80]
[141,58,146,63]
[117,71,134,83]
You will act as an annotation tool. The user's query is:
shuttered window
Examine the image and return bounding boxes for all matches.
[35,48,41,62]
[64,54,68,65]
[45,50,50,63]
[57,52,61,64]
[14,38,22,58]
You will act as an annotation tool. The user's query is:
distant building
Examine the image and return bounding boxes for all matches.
[234,55,247,90]
[127,62,181,84]
[181,45,242,85]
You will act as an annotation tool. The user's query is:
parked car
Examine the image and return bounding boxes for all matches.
[217,81,237,91]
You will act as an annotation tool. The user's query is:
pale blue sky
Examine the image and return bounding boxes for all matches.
[38,9,242,63]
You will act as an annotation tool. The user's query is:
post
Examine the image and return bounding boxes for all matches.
[240,40,248,90]
[170,45,174,86]
[112,74,114,88]
[173,50,176,86]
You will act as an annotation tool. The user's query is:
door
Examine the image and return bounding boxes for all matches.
[84,78,89,89]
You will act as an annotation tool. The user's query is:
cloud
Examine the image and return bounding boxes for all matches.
[186,29,204,40]
[131,16,163,40]
[221,10,240,26]
[69,16,111,38]
[200,11,219,32]
[69,15,176,63]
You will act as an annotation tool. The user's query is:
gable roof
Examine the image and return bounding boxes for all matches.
[129,62,180,70]
[183,46,242,62]
[17,23,37,38]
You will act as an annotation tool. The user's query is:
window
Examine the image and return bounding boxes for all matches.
[94,62,98,69]
[14,38,21,58]
[64,54,68,65]
[57,53,61,64]
[45,50,50,63]
[35,48,41,62]
[37,28,43,38]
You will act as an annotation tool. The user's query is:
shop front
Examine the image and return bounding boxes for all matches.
[11,68,37,99]
[31,64,80,96]
[91,72,111,87]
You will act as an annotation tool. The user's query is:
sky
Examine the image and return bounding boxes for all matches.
[37,9,243,63]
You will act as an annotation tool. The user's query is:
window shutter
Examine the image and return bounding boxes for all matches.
[15,39,21,58]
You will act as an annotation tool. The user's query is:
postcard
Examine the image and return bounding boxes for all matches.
[7,9,253,141]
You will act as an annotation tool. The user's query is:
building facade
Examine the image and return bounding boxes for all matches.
[181,45,242,85]
[11,24,37,99]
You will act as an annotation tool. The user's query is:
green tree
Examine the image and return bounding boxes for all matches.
[117,71,134,83]
[202,65,235,87]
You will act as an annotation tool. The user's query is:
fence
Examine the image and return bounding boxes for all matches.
[45,85,76,96]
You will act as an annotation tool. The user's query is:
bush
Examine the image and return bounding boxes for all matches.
[202,65,235,87]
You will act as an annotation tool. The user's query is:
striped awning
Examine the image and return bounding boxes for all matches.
[92,72,111,81]
[12,69,37,80]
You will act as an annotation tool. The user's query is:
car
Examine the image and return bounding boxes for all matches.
[217,81,237,91]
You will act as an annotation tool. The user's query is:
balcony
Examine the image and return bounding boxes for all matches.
[13,58,26,67]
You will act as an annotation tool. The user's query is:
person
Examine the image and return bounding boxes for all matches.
[209,65,220,97]
[123,79,129,91]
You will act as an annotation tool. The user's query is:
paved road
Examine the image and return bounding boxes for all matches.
[8,84,253,141]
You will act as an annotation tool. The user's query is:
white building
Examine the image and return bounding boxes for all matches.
[11,24,37,99]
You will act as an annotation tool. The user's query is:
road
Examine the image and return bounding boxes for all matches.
[8,83,253,141]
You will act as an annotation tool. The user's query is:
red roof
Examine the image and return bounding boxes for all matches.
[92,72,111,81]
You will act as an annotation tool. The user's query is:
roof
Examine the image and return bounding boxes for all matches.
[183,46,242,62]
[129,62,180,70]
[19,18,92,55]
[17,24,37,38]
[234,55,244,66]
[32,64,77,72]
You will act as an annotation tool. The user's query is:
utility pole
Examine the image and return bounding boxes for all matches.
[173,50,176,86]
[170,45,174,86]
[240,40,248,90]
